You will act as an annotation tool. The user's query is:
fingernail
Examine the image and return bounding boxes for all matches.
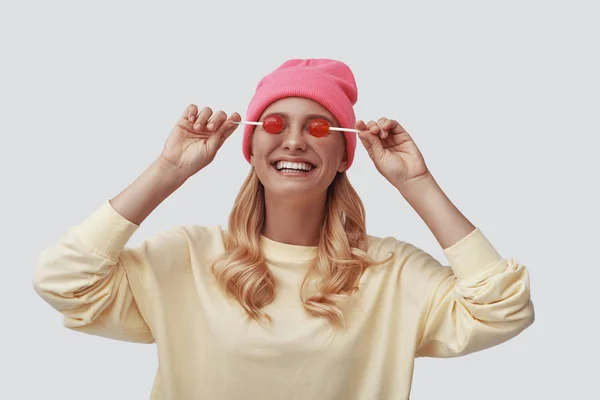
[207,123,215,130]
[188,115,194,122]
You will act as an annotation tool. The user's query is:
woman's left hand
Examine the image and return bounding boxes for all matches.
[356,118,431,189]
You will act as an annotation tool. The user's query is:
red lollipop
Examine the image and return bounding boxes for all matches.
[262,114,284,134]
[307,119,330,138]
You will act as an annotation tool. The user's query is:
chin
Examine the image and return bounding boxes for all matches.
[261,172,329,199]
[268,179,320,197]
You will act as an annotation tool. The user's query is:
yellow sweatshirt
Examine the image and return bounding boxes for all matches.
[33,201,534,400]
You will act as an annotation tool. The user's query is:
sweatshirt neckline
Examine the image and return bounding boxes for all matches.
[260,235,318,262]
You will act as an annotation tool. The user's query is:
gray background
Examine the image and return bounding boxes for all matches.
[2,0,598,398]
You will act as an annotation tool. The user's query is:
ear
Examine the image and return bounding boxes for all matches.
[250,132,256,166]
[337,133,348,172]
[337,155,347,173]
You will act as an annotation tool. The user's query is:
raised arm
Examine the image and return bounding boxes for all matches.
[356,116,534,356]
[33,104,240,341]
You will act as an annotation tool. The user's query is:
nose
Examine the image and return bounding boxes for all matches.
[282,125,307,152]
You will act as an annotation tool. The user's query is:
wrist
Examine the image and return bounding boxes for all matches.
[396,172,442,214]
[109,157,186,226]
[395,172,476,249]
[155,156,189,189]
[394,171,435,194]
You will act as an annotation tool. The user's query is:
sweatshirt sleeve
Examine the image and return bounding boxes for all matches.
[401,228,534,358]
[33,201,185,344]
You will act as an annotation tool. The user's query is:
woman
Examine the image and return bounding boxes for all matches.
[33,59,534,399]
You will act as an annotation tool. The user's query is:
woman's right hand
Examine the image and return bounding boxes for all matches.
[160,104,241,182]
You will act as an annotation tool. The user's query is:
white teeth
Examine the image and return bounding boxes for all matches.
[275,161,314,171]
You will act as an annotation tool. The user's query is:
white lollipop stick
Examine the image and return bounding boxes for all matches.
[233,121,262,126]
[328,126,361,133]
[233,121,361,133]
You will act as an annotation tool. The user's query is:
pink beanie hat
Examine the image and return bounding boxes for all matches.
[242,58,359,169]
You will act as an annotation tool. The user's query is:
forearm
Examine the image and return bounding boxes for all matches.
[396,173,475,249]
[110,156,186,225]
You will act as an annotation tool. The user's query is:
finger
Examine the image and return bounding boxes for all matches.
[194,107,213,130]
[206,110,227,132]
[382,118,402,139]
[377,117,389,139]
[357,129,384,162]
[384,119,399,132]
[182,104,199,123]
[366,120,380,135]
[391,120,407,135]
[356,120,369,131]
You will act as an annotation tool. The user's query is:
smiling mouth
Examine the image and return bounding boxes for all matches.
[272,160,316,175]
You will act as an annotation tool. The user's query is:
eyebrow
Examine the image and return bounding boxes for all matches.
[263,112,338,127]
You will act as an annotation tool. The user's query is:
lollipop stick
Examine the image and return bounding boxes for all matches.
[328,127,361,133]
[233,121,262,126]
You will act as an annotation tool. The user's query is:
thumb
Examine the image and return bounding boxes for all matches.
[206,113,241,154]
[221,112,242,141]
[356,121,384,162]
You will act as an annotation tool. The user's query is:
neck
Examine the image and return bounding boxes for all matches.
[262,191,327,246]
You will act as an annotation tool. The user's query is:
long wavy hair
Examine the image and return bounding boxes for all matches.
[210,168,392,329]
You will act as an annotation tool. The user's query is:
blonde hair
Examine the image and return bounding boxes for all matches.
[210,169,391,329]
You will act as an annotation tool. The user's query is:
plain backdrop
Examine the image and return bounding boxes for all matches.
[1,0,599,398]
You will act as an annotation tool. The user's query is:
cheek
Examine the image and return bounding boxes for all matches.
[251,133,264,158]
[320,138,346,165]
[251,133,276,163]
